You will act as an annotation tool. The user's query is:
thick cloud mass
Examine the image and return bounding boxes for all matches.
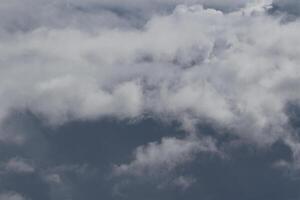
[0,0,299,140]
[1,0,300,199]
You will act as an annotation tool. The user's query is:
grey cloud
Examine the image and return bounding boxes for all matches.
[2,157,35,174]
[272,0,300,16]
[0,0,252,35]
[0,192,26,200]
[167,176,196,190]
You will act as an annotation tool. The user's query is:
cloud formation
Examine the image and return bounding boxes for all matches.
[272,0,300,15]
[0,192,26,200]
[3,157,35,174]
[0,1,299,139]
[1,0,300,196]
[113,136,217,176]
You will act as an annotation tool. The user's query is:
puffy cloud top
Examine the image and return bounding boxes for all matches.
[1,0,300,172]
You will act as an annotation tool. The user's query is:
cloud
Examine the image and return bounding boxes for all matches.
[0,0,253,35]
[170,176,196,190]
[0,1,297,141]
[113,136,217,176]
[2,157,35,174]
[272,0,300,16]
[1,0,300,188]
[0,192,26,200]
[40,164,96,200]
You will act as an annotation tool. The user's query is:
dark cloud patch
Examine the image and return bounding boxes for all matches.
[185,145,297,200]
[0,112,185,200]
[0,0,245,35]
[111,140,298,200]
[286,102,300,132]
[0,173,50,200]
[45,117,184,165]
[0,112,298,200]
[272,0,300,16]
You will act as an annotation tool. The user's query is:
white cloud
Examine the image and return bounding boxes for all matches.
[113,137,217,176]
[1,0,300,171]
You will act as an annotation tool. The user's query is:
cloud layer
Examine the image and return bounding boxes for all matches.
[0,0,299,139]
[1,0,300,199]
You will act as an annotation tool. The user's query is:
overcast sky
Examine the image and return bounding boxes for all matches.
[0,0,300,199]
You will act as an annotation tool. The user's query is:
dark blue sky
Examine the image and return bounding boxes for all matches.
[0,110,299,200]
